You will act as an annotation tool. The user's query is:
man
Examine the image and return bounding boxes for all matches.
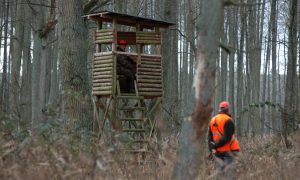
[208,101,240,179]
[116,39,136,93]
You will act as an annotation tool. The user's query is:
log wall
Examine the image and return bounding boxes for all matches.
[92,52,114,96]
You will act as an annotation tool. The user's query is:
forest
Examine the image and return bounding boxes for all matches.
[0,0,299,179]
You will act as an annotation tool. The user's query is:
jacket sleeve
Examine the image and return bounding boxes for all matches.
[208,126,214,152]
[213,120,235,149]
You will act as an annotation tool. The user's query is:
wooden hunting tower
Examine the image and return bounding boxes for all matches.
[83,11,174,155]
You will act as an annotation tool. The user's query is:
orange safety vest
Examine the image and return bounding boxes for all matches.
[209,113,240,152]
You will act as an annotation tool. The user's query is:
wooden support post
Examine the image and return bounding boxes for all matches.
[112,18,117,97]
[96,21,102,53]
[155,26,161,55]
[136,24,142,65]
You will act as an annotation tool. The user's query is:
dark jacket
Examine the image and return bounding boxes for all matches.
[116,47,136,76]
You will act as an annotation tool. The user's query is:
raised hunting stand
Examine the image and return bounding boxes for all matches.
[83,11,174,156]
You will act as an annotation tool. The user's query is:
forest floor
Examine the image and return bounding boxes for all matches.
[0,128,299,180]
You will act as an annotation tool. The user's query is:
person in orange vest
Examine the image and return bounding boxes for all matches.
[208,101,240,179]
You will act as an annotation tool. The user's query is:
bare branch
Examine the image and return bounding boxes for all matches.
[40,0,57,38]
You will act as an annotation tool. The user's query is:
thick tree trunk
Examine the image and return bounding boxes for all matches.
[58,0,91,122]
[162,0,179,128]
[282,0,298,146]
[172,0,223,178]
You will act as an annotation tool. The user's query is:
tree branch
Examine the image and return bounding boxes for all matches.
[40,0,57,38]
[83,0,112,14]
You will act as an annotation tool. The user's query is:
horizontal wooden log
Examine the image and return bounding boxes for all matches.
[94,52,113,56]
[137,71,162,76]
[136,36,160,40]
[136,40,160,44]
[93,71,113,76]
[136,31,160,36]
[93,63,113,68]
[95,39,114,44]
[93,74,112,79]
[141,60,161,65]
[93,82,112,87]
[138,87,162,92]
[93,59,113,64]
[92,91,112,95]
[93,78,112,83]
[95,32,113,36]
[137,79,162,83]
[141,54,161,58]
[92,67,113,72]
[139,92,162,96]
[138,64,161,69]
[141,57,161,62]
[138,83,162,88]
[93,86,112,91]
[96,29,113,33]
[95,35,114,40]
[137,75,162,79]
[138,67,161,72]
[93,60,113,66]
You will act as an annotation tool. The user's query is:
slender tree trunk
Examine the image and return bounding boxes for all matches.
[20,3,32,122]
[1,0,10,113]
[172,0,224,178]
[10,0,25,121]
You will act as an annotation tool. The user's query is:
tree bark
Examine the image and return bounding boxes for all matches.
[172,0,224,178]
[58,0,91,123]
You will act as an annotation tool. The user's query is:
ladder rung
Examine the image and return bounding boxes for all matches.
[122,129,145,132]
[117,95,144,99]
[120,118,145,121]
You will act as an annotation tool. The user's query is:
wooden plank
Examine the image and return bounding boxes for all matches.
[92,70,112,75]
[93,63,113,68]
[141,54,161,58]
[137,75,162,79]
[138,67,161,72]
[141,57,161,62]
[93,71,113,76]
[137,79,162,83]
[141,60,161,65]
[92,91,112,95]
[95,32,113,36]
[95,35,114,40]
[95,39,114,43]
[139,92,162,96]
[96,29,113,33]
[93,82,112,87]
[136,40,160,44]
[137,71,162,76]
[138,83,162,88]
[92,67,113,72]
[94,52,113,56]
[138,64,161,69]
[93,86,112,91]
[93,59,113,64]
[138,87,162,92]
[93,60,113,65]
[93,74,112,79]
[93,79,112,83]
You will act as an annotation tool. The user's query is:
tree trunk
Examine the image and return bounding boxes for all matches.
[172,0,224,178]
[10,0,25,121]
[58,0,91,123]
[282,0,298,147]
[162,0,179,128]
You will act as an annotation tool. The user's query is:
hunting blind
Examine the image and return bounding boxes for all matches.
[83,11,174,156]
